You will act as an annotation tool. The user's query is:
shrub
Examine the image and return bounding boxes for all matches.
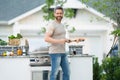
[93,57,102,80]
[101,57,120,80]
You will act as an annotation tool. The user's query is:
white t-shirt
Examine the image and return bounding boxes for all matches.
[46,21,66,54]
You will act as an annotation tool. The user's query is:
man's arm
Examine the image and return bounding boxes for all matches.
[68,38,85,43]
[44,32,68,44]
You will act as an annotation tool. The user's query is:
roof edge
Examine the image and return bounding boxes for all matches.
[84,5,117,26]
[8,4,45,25]
[7,1,117,26]
[0,21,9,25]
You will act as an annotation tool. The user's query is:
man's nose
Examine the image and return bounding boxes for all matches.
[59,14,62,16]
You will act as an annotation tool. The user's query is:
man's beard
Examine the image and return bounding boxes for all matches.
[55,16,63,21]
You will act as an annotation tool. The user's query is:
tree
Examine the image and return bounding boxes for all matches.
[42,0,75,21]
[42,0,76,33]
[80,0,120,57]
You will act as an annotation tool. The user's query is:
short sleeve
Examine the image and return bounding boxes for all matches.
[46,23,55,35]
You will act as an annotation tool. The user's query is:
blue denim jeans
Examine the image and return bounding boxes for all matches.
[49,53,70,80]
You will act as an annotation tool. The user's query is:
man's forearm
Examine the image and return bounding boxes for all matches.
[45,37,66,44]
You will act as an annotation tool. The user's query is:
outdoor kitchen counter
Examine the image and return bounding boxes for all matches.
[0,54,93,80]
[0,54,93,58]
[68,54,93,57]
[69,54,93,80]
[0,55,30,58]
[0,55,31,80]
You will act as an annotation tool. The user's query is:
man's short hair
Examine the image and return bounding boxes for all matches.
[54,6,63,12]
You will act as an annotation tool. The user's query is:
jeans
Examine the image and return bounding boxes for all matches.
[49,53,70,80]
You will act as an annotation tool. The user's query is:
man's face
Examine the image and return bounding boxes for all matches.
[54,9,63,21]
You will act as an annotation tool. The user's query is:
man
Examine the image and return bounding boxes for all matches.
[44,6,70,80]
[44,6,85,80]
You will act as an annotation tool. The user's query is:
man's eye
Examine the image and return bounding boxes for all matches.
[57,13,62,14]
[56,12,62,14]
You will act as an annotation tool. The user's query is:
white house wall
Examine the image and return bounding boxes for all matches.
[105,24,114,56]
[0,9,114,62]
[17,11,49,52]
[64,9,110,30]
[63,9,114,62]
[0,25,13,41]
[19,11,47,30]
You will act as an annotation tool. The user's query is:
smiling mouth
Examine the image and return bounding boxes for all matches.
[57,16,62,19]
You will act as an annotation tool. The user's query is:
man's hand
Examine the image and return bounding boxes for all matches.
[69,38,85,43]
[75,38,85,43]
[65,39,71,43]
[60,38,85,44]
[59,39,71,44]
